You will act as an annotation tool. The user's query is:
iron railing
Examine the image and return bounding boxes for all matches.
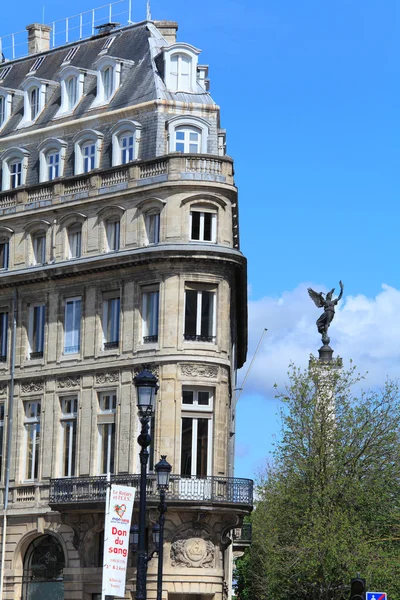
[184,334,216,343]
[104,341,119,350]
[49,474,253,506]
[233,523,252,544]
[143,335,158,343]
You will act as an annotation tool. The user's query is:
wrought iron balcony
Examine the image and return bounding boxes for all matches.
[104,341,119,350]
[143,335,158,343]
[233,523,252,545]
[30,351,43,359]
[49,474,253,508]
[184,334,216,343]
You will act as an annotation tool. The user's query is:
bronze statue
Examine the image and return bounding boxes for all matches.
[308,281,344,346]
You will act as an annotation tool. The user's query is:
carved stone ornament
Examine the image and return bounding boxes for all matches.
[57,376,80,389]
[170,537,215,568]
[0,385,7,396]
[21,380,44,394]
[134,364,159,378]
[181,364,218,379]
[95,371,119,385]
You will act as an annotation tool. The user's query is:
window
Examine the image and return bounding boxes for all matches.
[60,397,78,477]
[102,67,113,100]
[29,57,45,72]
[167,116,209,154]
[66,76,77,110]
[29,305,45,359]
[64,297,81,354]
[68,225,82,259]
[175,126,201,153]
[121,134,135,163]
[63,46,79,63]
[145,212,160,245]
[38,138,67,182]
[30,87,39,120]
[47,151,60,181]
[10,160,22,189]
[32,232,46,265]
[142,289,159,343]
[0,403,4,479]
[0,241,9,270]
[170,54,192,92]
[56,67,85,117]
[190,210,217,242]
[103,297,120,349]
[92,57,123,108]
[82,142,96,173]
[1,147,29,190]
[111,119,142,166]
[74,130,103,175]
[19,78,47,127]
[98,392,117,474]
[181,388,213,479]
[0,97,5,128]
[106,219,120,252]
[24,401,41,480]
[184,287,216,342]
[0,312,8,361]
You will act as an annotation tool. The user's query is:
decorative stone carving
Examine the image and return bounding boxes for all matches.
[134,364,159,378]
[57,376,80,389]
[21,380,44,393]
[170,537,215,568]
[95,371,119,384]
[181,364,218,379]
[0,385,7,396]
[61,513,103,566]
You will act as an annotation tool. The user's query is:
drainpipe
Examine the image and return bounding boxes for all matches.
[0,288,17,599]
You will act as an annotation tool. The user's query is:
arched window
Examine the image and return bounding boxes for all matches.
[1,147,30,190]
[91,57,124,108]
[74,129,103,175]
[38,138,67,183]
[23,535,65,600]
[66,76,77,110]
[56,66,85,118]
[19,78,47,127]
[111,119,142,166]
[145,211,160,245]
[170,53,192,91]
[163,43,200,93]
[175,125,201,153]
[67,224,82,259]
[30,87,39,120]
[167,116,209,154]
[106,218,120,252]
[102,66,113,100]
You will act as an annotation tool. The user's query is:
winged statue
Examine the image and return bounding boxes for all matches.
[308,281,344,345]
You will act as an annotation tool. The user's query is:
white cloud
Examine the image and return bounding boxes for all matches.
[240,283,400,398]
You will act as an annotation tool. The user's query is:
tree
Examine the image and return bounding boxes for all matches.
[235,361,400,600]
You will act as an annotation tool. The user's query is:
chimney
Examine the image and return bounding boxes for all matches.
[26,23,52,55]
[154,21,178,45]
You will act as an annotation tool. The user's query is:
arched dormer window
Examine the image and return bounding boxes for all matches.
[111,119,142,166]
[1,147,30,190]
[0,89,15,130]
[38,138,67,182]
[74,129,104,175]
[167,116,209,154]
[56,66,87,117]
[91,56,126,108]
[97,206,125,253]
[163,44,200,93]
[18,77,49,127]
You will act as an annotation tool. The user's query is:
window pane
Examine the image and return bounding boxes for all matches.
[100,423,115,474]
[68,228,82,258]
[62,420,77,477]
[106,220,120,251]
[189,132,198,142]
[184,290,197,337]
[198,391,209,406]
[176,131,185,141]
[64,299,81,353]
[200,291,214,338]
[203,213,212,241]
[0,312,8,358]
[105,298,120,343]
[196,418,208,478]
[182,390,193,405]
[0,242,9,269]
[0,97,4,127]
[181,417,192,477]
[189,143,199,153]
[32,305,45,353]
[191,212,200,240]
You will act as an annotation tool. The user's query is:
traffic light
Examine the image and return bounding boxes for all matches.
[350,577,366,600]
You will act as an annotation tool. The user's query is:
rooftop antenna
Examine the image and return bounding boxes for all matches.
[146,0,152,20]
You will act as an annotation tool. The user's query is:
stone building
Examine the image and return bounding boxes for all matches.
[0,14,252,600]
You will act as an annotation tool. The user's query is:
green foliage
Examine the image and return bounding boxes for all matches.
[235,363,400,600]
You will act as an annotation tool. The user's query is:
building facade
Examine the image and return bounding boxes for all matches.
[0,16,251,600]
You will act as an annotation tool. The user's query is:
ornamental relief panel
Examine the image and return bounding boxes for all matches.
[95,371,119,385]
[0,384,7,396]
[170,537,215,568]
[57,376,80,389]
[134,364,159,378]
[180,364,218,379]
[21,380,44,394]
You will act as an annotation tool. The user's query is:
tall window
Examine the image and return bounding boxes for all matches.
[82,143,96,173]
[170,54,192,92]
[121,134,135,164]
[47,151,60,181]
[145,213,160,245]
[103,297,120,349]
[174,126,201,153]
[68,225,82,259]
[66,76,77,110]
[102,67,114,100]
[98,392,117,474]
[0,97,5,127]
[30,87,39,120]
[190,210,217,242]
[29,305,45,359]
[0,312,8,361]
[10,160,22,189]
[106,219,120,252]
[24,401,41,481]
[60,397,78,477]
[184,288,216,342]
[32,232,46,265]
[0,403,4,479]
[142,289,159,343]
[181,388,212,479]
[64,297,81,354]
[0,241,9,270]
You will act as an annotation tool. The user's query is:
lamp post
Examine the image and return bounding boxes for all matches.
[155,455,171,600]
[134,369,158,600]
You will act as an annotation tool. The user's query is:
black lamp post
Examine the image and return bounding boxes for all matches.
[134,369,158,600]
[155,455,171,600]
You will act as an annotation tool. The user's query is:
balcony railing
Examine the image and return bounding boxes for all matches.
[0,154,234,216]
[184,334,216,343]
[233,523,252,544]
[49,474,253,507]
[104,341,119,350]
[143,335,158,343]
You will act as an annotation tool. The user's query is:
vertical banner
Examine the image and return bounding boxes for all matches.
[102,484,136,598]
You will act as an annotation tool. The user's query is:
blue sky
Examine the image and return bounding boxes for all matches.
[3,1,400,479]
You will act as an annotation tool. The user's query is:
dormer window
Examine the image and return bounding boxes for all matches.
[0,90,15,130]
[163,43,200,93]
[19,77,49,127]
[38,138,67,183]
[56,67,86,118]
[74,129,103,175]
[91,57,126,108]
[10,160,22,189]
[1,147,29,190]
[66,77,77,110]
[102,67,113,100]
[175,126,201,153]
[111,119,142,166]
[30,87,39,120]
[0,97,5,128]
[167,116,209,154]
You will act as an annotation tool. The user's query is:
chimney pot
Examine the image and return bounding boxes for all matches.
[154,21,178,45]
[26,23,52,55]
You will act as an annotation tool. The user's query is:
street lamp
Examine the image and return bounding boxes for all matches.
[134,369,159,600]
[155,455,171,600]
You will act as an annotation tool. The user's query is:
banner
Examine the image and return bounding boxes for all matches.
[102,484,136,598]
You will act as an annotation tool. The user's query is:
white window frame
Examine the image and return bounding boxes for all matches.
[19,78,48,128]
[167,116,209,154]
[28,304,46,359]
[111,120,142,166]
[97,391,117,475]
[0,90,13,130]
[74,129,103,175]
[23,401,41,481]
[56,66,87,118]
[91,57,123,108]
[59,397,78,477]
[67,224,82,259]
[105,218,120,252]
[142,287,159,343]
[184,286,217,343]
[1,147,29,190]
[38,138,67,182]
[180,387,213,479]
[145,211,160,245]
[64,296,81,355]
[163,44,200,92]
[0,234,10,271]
[32,231,47,265]
[102,296,121,349]
[190,208,217,242]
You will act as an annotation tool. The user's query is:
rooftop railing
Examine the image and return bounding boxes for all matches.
[49,474,253,507]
